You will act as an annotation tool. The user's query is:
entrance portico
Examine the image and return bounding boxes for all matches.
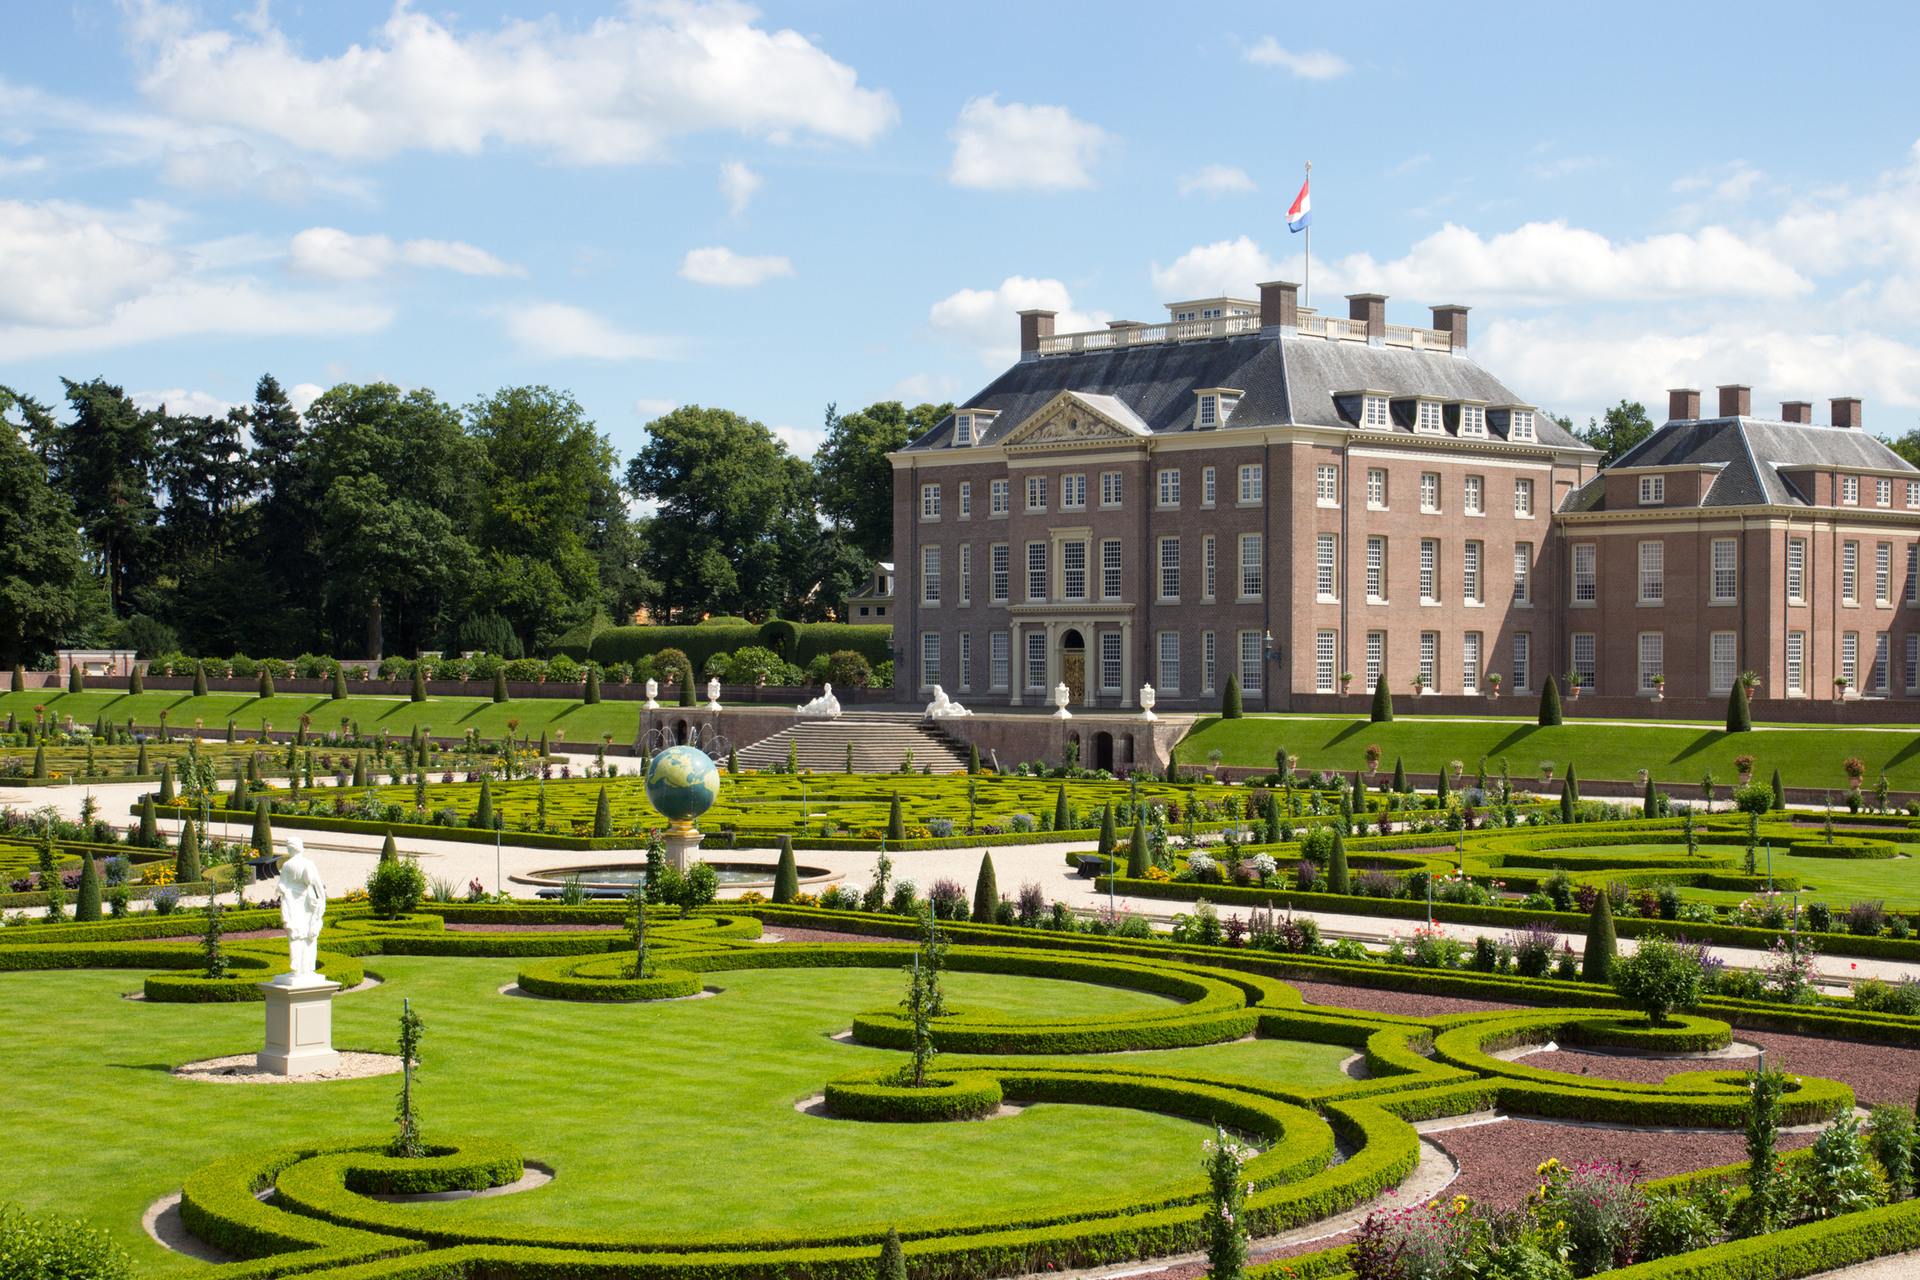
[1005,606,1134,709]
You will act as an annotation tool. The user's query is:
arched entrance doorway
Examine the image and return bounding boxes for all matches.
[1093,731,1114,773]
[1060,629,1086,706]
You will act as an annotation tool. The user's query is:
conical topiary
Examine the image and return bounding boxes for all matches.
[1565,761,1580,805]
[380,832,398,864]
[129,664,144,696]
[1328,829,1350,894]
[1351,771,1364,814]
[139,795,160,848]
[1539,675,1563,727]
[259,667,274,698]
[680,667,696,707]
[594,785,612,838]
[879,1227,907,1280]
[1772,767,1785,810]
[9,665,22,693]
[69,664,83,693]
[1128,816,1149,878]
[1644,774,1658,816]
[727,746,738,773]
[252,799,273,857]
[971,851,999,923]
[773,836,798,903]
[332,665,348,700]
[411,665,427,703]
[1392,757,1407,793]
[1436,767,1451,803]
[32,744,45,778]
[176,822,201,884]
[493,668,509,703]
[968,741,980,774]
[352,751,368,788]
[584,668,601,705]
[136,741,149,775]
[1098,803,1116,864]
[476,774,494,828]
[1560,779,1575,824]
[224,719,234,743]
[1165,747,1179,784]
[1726,681,1752,734]
[1221,674,1243,719]
[538,729,550,759]
[1370,672,1394,723]
[887,792,906,843]
[1053,784,1069,830]
[75,851,101,921]
[194,664,208,698]
[1583,892,1616,983]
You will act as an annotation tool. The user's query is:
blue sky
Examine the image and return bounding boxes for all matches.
[3,0,1919,465]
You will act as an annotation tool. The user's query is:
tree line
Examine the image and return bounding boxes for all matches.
[0,376,949,667]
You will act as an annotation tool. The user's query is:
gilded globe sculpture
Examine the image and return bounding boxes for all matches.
[645,744,721,833]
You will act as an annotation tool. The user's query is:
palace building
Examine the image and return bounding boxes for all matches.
[887,282,1905,716]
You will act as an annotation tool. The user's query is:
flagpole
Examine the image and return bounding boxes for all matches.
[1303,161,1312,309]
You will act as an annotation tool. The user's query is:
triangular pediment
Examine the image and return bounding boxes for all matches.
[1002,391,1152,450]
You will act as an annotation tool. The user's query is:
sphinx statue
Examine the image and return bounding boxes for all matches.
[924,685,972,718]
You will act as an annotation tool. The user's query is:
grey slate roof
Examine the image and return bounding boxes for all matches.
[903,331,1587,451]
[1563,416,1918,511]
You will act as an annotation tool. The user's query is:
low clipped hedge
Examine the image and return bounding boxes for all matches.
[515,955,702,1001]
[1560,1013,1732,1054]
[144,949,364,1002]
[1787,837,1897,859]
[823,1069,1004,1122]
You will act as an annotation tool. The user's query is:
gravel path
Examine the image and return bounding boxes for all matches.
[1290,979,1531,1018]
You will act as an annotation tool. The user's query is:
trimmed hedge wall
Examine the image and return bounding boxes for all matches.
[823,1070,1004,1122]
[515,955,702,1001]
[583,623,892,672]
[1560,1014,1732,1054]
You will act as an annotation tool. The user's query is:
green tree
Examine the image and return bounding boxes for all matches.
[36,378,161,615]
[333,666,348,699]
[252,799,274,856]
[0,390,82,666]
[1727,681,1752,733]
[411,663,428,702]
[1584,892,1617,982]
[1539,674,1563,726]
[584,667,601,704]
[971,851,999,924]
[1128,816,1149,878]
[887,792,906,842]
[176,821,202,884]
[1098,803,1116,864]
[815,400,953,563]
[593,785,612,838]
[380,832,399,864]
[1053,784,1069,830]
[474,775,494,828]
[1370,672,1393,723]
[1578,399,1657,468]
[138,795,160,848]
[74,852,101,922]
[1772,767,1786,810]
[773,836,798,903]
[878,1226,907,1280]
[1221,674,1242,718]
[1328,829,1350,894]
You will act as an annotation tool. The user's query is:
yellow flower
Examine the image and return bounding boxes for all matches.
[1536,1158,1560,1175]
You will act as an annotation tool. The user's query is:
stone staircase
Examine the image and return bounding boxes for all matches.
[732,712,970,774]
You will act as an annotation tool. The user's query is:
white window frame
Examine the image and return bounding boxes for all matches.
[1843,475,1860,505]
[1711,538,1737,602]
[1201,466,1216,507]
[1514,478,1535,516]
[1062,539,1087,602]
[1874,632,1891,692]
[1842,631,1859,689]
[1785,631,1803,695]
[1239,465,1263,504]
[990,479,1009,515]
[1464,475,1484,515]
[1638,540,1664,604]
[1512,632,1531,692]
[1509,409,1536,442]
[1639,475,1664,505]
[1315,631,1337,692]
[1572,633,1596,690]
[921,483,941,519]
[1159,537,1181,601]
[1158,631,1180,694]
[1878,543,1892,605]
[1513,542,1532,605]
[1101,539,1122,601]
[1638,632,1664,692]
[1787,538,1807,604]
[1026,541,1047,601]
[1238,631,1263,693]
[1366,468,1387,508]
[1418,632,1437,690]
[1366,536,1386,601]
[1100,633,1122,692]
[921,545,941,603]
[1100,471,1122,508]
[958,631,971,690]
[1316,534,1337,600]
[1157,468,1181,507]
[959,544,971,603]
[1198,394,1218,427]
[1026,475,1047,512]
[1203,534,1216,601]
[1843,541,1859,604]
[1909,481,1920,508]
[1419,539,1438,603]
[1459,404,1487,438]
[1878,478,1893,507]
[1462,631,1481,692]
[1415,400,1444,434]
[920,632,941,689]
[1420,472,1440,513]
[990,632,1010,690]
[954,413,972,447]
[1463,540,1482,603]
[1573,543,1596,604]
[1061,473,1086,511]
[990,543,1010,603]
[1203,631,1217,693]
[1907,545,1919,605]
[1239,534,1264,599]
[1362,395,1389,428]
[1316,465,1339,506]
[1710,632,1737,692]
[959,481,971,517]
[1365,631,1384,690]
[1908,633,1919,692]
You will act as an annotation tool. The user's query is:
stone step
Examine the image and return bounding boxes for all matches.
[732,719,970,774]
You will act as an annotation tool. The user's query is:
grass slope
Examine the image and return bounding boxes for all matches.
[1179,715,1920,791]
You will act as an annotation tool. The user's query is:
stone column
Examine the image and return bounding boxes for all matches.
[1120,620,1134,708]
[1008,623,1022,706]
[1082,621,1095,707]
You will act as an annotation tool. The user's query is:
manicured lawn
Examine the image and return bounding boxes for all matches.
[1178,715,1920,791]
[0,957,1347,1270]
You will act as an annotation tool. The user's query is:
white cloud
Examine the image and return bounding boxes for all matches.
[929,276,1110,366]
[288,382,325,415]
[719,160,762,215]
[1243,38,1350,80]
[676,245,793,287]
[892,372,962,403]
[1150,236,1283,301]
[129,387,238,417]
[503,303,675,360]
[0,277,391,361]
[1179,164,1255,197]
[126,0,897,164]
[634,397,679,419]
[1525,154,1601,180]
[947,96,1108,191]
[287,226,524,279]
[771,421,826,459]
[0,198,180,326]
[159,139,314,202]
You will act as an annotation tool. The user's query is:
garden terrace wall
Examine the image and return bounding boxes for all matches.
[1210,764,1920,808]
[1284,689,1920,724]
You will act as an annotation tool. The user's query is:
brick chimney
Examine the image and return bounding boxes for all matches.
[1667,388,1702,422]
[1717,385,1751,418]
[1780,401,1813,424]
[1832,397,1863,429]
[1017,310,1056,363]
[1347,293,1387,345]
[1257,280,1300,333]
[1430,304,1469,351]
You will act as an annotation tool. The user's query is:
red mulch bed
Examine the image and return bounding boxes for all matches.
[444,923,624,933]
[1527,1030,1920,1108]
[1289,979,1530,1018]
[221,929,283,941]
[766,927,896,945]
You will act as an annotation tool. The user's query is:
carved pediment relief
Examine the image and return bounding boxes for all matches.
[1003,391,1150,450]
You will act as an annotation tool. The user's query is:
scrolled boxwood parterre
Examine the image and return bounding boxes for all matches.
[1559,1013,1733,1054]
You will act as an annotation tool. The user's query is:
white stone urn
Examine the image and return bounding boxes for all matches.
[705,677,723,711]
[1137,683,1157,721]
[1053,682,1073,719]
[644,678,659,709]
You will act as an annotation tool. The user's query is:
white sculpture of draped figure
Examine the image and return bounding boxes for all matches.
[924,685,972,718]
[274,837,327,985]
[797,683,842,717]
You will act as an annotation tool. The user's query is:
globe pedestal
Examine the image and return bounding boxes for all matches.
[663,822,702,873]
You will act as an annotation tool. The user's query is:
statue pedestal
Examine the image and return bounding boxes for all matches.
[663,826,702,873]
[256,976,342,1076]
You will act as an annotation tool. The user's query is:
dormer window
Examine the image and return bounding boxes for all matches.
[1639,475,1665,505]
[1174,310,1196,321]
[1458,404,1487,438]
[1198,395,1217,427]
[1193,387,1242,429]
[954,414,973,446]
[1363,395,1390,428]
[1509,410,1536,442]
[1415,400,1445,434]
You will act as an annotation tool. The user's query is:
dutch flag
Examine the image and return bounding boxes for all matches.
[1287,177,1311,232]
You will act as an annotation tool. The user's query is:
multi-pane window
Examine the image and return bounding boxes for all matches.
[921,545,940,602]
[1198,394,1218,427]
[1878,478,1893,506]
[954,414,973,447]
[1362,395,1389,427]
[1026,541,1047,600]
[1100,633,1122,692]
[1420,472,1440,511]
[1062,474,1086,510]
[1101,539,1122,600]
[1316,534,1337,599]
[1512,632,1531,692]
[1316,465,1339,505]
[1514,478,1534,516]
[1878,543,1893,604]
[1159,538,1181,599]
[1100,471,1122,507]
[1239,631,1263,693]
[1316,631,1337,692]
[958,632,971,689]
[1843,541,1859,602]
[1639,541,1664,603]
[990,479,1009,515]
[920,632,940,688]
[959,545,971,602]
[1572,633,1596,689]
[1202,467,1216,506]
[1842,632,1859,689]
[1460,404,1487,437]
[1908,634,1919,691]
[1416,400,1444,432]
[1062,540,1087,601]
[1638,633,1664,691]
[1367,468,1387,507]
[1786,632,1804,695]
[1464,475,1484,514]
[1158,469,1181,506]
[1462,632,1481,692]
[1365,631,1384,689]
[1573,544,1596,603]
[1908,546,1919,604]
[1843,475,1860,504]
[1875,633,1892,692]
[1711,539,1737,601]
[1787,538,1807,602]
[1240,535,1264,598]
[1509,410,1536,441]
[1239,465,1263,503]
[1203,632,1217,693]
[1203,535,1216,600]
[1027,632,1047,690]
[1910,481,1920,507]
[1419,539,1438,602]
[1513,543,1532,604]
[1419,632,1438,690]
[1463,541,1482,602]
[1158,632,1180,693]
[921,483,940,518]
[1026,475,1047,511]
[990,632,1010,690]
[1639,475,1664,505]
[1710,632,1737,692]
[1366,537,1386,600]
[959,482,971,516]
[990,544,1010,602]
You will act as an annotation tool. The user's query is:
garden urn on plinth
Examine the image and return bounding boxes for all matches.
[1052,683,1073,719]
[646,745,721,872]
[705,678,723,712]
[1137,684,1157,722]
[257,838,341,1075]
[644,678,660,709]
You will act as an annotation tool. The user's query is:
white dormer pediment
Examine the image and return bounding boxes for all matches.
[1002,391,1153,450]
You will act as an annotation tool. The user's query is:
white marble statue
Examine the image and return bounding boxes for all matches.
[797,683,842,717]
[924,685,972,718]
[275,837,327,984]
